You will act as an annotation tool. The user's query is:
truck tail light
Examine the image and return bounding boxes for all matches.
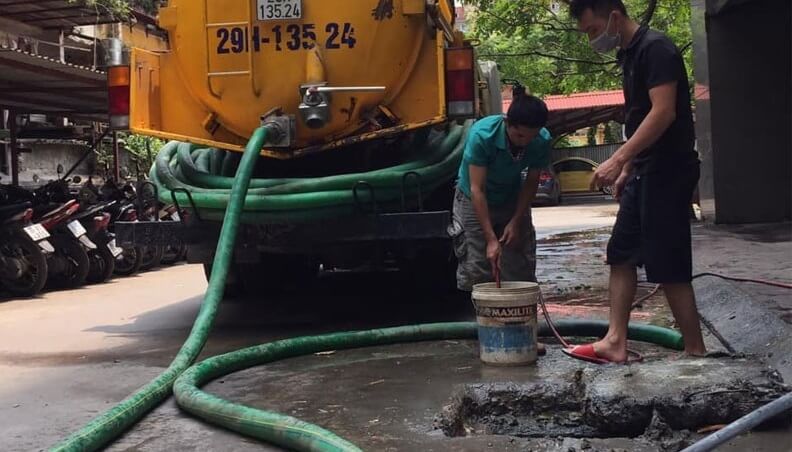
[108,65,131,130]
[445,47,476,118]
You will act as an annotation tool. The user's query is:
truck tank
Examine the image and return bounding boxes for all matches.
[110,0,501,292]
[120,0,486,156]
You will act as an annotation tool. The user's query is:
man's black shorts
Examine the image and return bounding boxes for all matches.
[606,161,700,283]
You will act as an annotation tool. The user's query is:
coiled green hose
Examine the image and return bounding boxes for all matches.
[150,122,471,223]
[53,122,685,452]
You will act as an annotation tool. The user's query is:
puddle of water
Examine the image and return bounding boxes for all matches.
[531,228,677,326]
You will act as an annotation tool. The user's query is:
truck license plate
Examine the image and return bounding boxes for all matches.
[257,0,301,21]
[107,239,123,258]
[67,220,87,238]
[23,223,50,241]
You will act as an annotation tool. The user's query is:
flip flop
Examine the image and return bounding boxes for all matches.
[562,344,644,365]
[562,344,616,365]
[561,343,645,366]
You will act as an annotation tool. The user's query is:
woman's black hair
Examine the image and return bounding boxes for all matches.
[507,86,548,129]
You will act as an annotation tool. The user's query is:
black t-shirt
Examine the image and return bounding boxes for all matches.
[618,26,697,174]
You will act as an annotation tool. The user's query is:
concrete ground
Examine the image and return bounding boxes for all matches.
[1,195,790,451]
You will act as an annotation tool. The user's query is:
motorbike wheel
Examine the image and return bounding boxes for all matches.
[0,232,49,297]
[179,245,189,262]
[86,240,116,284]
[139,245,163,271]
[47,235,90,289]
[114,246,142,276]
[160,243,185,266]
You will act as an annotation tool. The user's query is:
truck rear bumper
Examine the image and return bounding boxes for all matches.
[115,210,452,253]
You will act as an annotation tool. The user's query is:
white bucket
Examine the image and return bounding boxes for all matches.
[472,281,541,366]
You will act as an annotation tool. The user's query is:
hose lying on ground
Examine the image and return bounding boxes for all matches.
[51,126,273,452]
[172,320,683,452]
[54,123,690,452]
[680,392,792,452]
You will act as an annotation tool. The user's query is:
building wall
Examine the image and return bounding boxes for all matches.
[0,141,96,188]
[692,0,792,223]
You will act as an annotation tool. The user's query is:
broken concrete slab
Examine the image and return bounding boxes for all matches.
[436,353,789,450]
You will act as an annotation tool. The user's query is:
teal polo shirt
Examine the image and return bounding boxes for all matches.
[456,115,552,205]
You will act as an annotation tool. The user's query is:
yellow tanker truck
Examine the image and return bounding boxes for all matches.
[111,0,502,292]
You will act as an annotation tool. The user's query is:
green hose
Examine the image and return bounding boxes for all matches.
[51,126,272,452]
[53,123,686,452]
[151,122,470,222]
[172,320,682,452]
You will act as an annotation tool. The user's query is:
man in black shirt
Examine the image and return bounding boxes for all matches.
[565,0,706,364]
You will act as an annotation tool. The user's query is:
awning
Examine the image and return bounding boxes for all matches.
[503,90,625,138]
[0,0,119,29]
[0,45,107,121]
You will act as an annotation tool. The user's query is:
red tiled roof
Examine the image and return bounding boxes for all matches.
[455,6,466,20]
[694,83,710,101]
[502,90,625,112]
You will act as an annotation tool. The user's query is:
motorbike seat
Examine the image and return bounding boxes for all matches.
[35,203,68,220]
[35,199,77,221]
[73,202,111,221]
[0,202,32,221]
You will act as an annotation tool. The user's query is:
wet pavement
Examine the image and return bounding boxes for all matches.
[1,195,790,451]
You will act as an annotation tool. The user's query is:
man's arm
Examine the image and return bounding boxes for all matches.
[591,81,678,188]
[469,164,502,277]
[469,164,497,244]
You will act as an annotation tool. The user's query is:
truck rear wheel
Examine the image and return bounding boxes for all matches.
[202,261,244,298]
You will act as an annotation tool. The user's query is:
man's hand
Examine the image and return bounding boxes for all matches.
[590,155,625,191]
[500,218,521,249]
[486,239,502,279]
[613,170,632,200]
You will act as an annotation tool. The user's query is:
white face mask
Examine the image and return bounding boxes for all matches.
[589,12,621,53]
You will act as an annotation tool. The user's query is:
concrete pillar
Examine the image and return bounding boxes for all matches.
[9,110,18,186]
[691,0,792,224]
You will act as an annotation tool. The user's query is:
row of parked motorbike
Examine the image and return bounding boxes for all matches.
[0,176,186,298]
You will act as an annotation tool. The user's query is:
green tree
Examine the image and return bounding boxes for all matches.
[67,0,159,19]
[94,133,164,180]
[604,120,625,143]
[131,0,159,15]
[123,134,164,176]
[463,0,692,96]
[586,126,597,146]
[68,0,130,18]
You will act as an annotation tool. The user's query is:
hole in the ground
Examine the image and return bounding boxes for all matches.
[435,368,791,441]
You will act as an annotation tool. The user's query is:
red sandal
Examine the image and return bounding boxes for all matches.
[562,344,643,365]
